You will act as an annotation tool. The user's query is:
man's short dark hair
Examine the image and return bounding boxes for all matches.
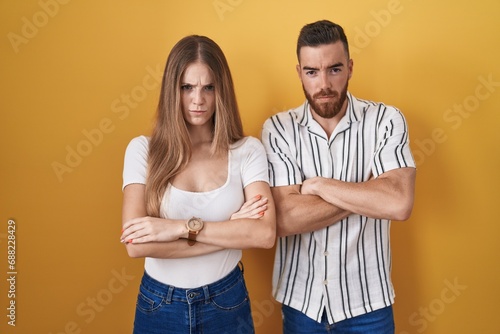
[296,20,350,61]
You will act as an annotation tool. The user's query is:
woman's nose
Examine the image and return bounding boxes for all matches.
[192,89,204,105]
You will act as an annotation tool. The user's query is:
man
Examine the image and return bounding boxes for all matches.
[261,20,416,333]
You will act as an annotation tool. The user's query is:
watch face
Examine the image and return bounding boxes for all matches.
[188,218,203,231]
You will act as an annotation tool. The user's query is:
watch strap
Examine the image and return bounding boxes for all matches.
[186,217,203,246]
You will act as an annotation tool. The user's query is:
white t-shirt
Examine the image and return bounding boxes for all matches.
[122,135,269,288]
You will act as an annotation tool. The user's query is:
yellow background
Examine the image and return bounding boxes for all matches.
[1,0,499,333]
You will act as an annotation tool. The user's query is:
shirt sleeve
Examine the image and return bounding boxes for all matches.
[122,136,149,190]
[372,107,416,177]
[261,116,303,187]
[240,137,270,187]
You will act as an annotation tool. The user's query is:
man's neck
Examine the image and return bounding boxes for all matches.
[310,102,348,139]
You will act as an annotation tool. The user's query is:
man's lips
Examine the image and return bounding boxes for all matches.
[316,95,336,100]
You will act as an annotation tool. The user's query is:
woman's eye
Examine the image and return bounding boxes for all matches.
[204,85,215,91]
[181,84,193,90]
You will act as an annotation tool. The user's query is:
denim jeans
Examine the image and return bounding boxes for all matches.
[282,304,394,334]
[133,264,254,334]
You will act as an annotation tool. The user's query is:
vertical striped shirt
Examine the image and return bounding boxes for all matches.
[261,93,415,324]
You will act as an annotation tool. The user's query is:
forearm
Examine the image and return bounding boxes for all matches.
[125,239,223,259]
[122,216,274,257]
[306,167,416,221]
[196,182,276,249]
[272,186,350,237]
[197,217,275,249]
[121,183,276,256]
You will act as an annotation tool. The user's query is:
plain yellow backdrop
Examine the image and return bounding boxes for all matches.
[1,0,499,333]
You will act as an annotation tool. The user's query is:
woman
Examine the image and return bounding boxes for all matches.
[120,35,276,334]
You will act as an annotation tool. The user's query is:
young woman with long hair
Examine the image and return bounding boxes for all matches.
[120,35,276,333]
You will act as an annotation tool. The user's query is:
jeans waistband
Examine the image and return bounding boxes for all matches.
[140,262,244,305]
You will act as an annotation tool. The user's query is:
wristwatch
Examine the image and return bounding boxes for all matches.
[186,217,204,246]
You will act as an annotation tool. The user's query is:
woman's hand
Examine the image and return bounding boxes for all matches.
[230,194,268,220]
[120,217,186,244]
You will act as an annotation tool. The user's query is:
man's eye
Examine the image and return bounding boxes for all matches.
[306,71,316,76]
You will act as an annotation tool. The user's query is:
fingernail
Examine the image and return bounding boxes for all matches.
[128,239,133,244]
[256,194,262,200]
[259,211,265,216]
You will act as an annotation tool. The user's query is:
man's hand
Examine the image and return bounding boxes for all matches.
[300,177,321,196]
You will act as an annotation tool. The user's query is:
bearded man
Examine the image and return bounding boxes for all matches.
[261,20,416,334]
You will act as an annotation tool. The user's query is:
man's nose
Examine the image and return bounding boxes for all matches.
[320,72,331,89]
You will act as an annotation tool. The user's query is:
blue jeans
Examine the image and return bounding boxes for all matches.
[282,304,394,334]
[133,264,254,334]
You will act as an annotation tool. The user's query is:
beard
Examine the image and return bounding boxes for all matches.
[303,81,349,119]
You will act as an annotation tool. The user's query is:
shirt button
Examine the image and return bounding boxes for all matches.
[324,251,329,256]
[323,280,328,285]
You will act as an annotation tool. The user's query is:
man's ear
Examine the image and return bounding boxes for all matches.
[296,63,301,79]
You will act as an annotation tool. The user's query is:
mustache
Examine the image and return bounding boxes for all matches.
[313,89,338,99]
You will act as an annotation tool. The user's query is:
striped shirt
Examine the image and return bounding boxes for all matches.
[261,93,415,323]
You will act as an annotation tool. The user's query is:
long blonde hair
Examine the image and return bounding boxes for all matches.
[146,35,244,217]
